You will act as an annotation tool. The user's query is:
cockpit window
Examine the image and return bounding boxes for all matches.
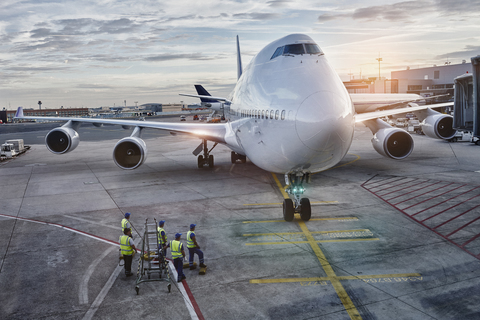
[305,44,322,55]
[284,44,305,55]
[271,46,284,60]
[271,43,324,60]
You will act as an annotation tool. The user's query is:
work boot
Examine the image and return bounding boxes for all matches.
[190,265,197,270]
[200,263,207,268]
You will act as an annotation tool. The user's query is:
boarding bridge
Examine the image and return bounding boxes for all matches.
[453,55,480,139]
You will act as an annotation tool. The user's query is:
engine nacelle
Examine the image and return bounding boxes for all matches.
[113,137,147,170]
[372,128,414,160]
[421,114,455,140]
[45,127,80,154]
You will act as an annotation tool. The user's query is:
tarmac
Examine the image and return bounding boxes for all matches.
[1,117,480,320]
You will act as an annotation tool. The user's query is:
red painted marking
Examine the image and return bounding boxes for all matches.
[361,176,480,260]
[182,279,205,320]
[0,213,204,320]
[387,181,442,203]
[366,177,411,191]
[444,207,480,237]
[403,184,466,211]
[461,232,480,248]
[422,192,480,223]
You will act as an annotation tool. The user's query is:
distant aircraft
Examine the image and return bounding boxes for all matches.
[15,34,455,221]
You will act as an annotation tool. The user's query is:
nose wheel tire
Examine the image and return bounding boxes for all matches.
[208,155,214,168]
[197,155,204,168]
[300,198,311,221]
[283,199,294,221]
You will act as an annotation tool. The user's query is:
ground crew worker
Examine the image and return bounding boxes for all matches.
[163,233,186,282]
[119,228,136,277]
[187,224,206,270]
[121,212,132,236]
[157,220,167,256]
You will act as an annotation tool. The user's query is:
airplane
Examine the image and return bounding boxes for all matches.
[14,34,455,222]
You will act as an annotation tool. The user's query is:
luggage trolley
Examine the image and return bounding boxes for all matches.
[135,218,171,294]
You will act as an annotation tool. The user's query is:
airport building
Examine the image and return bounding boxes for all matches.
[344,61,474,97]
[4,107,89,123]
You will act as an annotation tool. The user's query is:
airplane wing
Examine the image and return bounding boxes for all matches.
[178,93,231,104]
[14,107,227,143]
[354,102,454,122]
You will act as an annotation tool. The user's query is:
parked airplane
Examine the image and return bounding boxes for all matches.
[15,34,455,222]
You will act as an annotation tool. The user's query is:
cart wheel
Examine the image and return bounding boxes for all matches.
[148,273,151,279]
[168,284,171,293]
[135,286,139,295]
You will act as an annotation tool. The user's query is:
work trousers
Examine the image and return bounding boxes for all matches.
[124,254,133,275]
[173,258,185,282]
[188,247,204,266]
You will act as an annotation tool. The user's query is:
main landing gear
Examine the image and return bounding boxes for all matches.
[283,173,311,222]
[193,139,217,168]
[231,151,246,164]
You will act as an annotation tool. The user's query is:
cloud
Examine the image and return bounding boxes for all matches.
[144,53,222,62]
[435,45,480,60]
[232,12,281,20]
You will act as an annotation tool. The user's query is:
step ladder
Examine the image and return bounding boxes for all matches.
[135,218,171,294]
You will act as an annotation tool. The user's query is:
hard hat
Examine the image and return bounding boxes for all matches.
[159,220,165,225]
[190,224,196,229]
[175,233,182,238]
[125,212,131,218]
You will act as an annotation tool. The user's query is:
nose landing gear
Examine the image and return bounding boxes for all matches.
[283,173,311,222]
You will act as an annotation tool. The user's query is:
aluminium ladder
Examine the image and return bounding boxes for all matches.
[135,218,171,294]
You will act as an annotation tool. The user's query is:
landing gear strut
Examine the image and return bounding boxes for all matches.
[193,139,217,168]
[283,173,311,222]
[231,151,246,164]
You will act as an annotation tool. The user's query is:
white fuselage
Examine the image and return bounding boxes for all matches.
[223,34,355,174]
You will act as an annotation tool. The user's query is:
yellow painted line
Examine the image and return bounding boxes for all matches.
[250,273,422,284]
[267,173,363,318]
[243,229,371,236]
[272,173,289,198]
[245,238,379,245]
[243,201,338,206]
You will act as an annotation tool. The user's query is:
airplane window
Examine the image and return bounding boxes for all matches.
[275,110,279,120]
[305,44,323,55]
[270,110,274,119]
[270,46,284,60]
[281,110,285,120]
[284,44,305,55]
[262,110,265,119]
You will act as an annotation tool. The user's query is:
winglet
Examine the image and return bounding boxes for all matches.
[15,107,24,118]
[236,35,243,81]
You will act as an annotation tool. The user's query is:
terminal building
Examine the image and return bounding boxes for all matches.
[344,61,473,98]
[3,107,89,123]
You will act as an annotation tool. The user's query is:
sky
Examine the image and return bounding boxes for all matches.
[1,0,479,109]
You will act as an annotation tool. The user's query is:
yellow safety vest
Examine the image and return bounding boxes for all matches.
[121,218,130,232]
[119,235,134,256]
[187,231,195,248]
[157,227,167,245]
[170,240,183,259]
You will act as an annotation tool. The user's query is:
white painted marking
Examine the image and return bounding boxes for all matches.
[65,215,118,231]
[81,264,123,320]
[167,260,199,320]
[79,246,116,305]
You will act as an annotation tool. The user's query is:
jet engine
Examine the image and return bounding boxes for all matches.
[421,113,456,140]
[45,127,80,154]
[113,137,147,170]
[371,128,414,160]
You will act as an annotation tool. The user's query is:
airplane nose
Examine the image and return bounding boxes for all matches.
[295,90,350,151]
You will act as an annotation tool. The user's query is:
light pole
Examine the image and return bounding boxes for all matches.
[376,57,382,80]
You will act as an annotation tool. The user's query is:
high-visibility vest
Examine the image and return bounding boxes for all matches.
[119,235,134,256]
[121,218,130,232]
[157,227,167,245]
[170,240,183,259]
[187,231,195,248]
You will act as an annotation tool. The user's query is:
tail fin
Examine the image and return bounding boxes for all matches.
[236,35,243,81]
[15,107,24,118]
[194,85,217,103]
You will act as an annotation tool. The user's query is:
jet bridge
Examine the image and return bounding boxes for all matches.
[453,55,480,141]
